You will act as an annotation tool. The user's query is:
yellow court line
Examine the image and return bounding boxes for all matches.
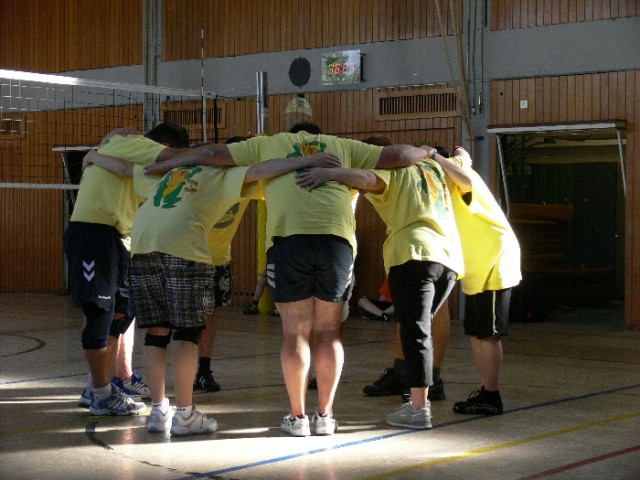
[360,411,640,480]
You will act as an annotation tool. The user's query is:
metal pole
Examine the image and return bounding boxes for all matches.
[256,71,268,135]
[496,134,511,216]
[617,129,626,198]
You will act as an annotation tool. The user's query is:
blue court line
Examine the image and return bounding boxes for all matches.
[172,383,640,480]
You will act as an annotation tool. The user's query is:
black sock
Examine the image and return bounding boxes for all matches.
[198,357,211,374]
[482,386,500,399]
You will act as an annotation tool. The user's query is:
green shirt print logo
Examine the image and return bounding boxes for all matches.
[153,167,203,209]
[416,161,449,213]
[287,140,328,178]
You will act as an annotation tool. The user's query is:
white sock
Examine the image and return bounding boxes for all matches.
[93,384,112,399]
[176,405,193,417]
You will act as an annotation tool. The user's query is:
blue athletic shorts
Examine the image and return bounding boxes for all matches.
[266,234,354,303]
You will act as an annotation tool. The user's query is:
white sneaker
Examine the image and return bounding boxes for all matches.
[281,414,311,437]
[170,406,217,436]
[148,398,173,433]
[312,412,338,435]
[386,401,432,430]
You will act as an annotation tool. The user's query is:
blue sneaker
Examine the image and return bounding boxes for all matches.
[113,373,151,399]
[78,387,93,408]
[89,385,146,416]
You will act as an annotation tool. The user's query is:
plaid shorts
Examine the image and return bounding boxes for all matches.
[129,252,216,330]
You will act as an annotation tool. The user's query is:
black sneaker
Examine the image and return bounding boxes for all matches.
[453,387,503,415]
[401,378,446,403]
[363,368,408,396]
[194,370,221,392]
[244,302,259,314]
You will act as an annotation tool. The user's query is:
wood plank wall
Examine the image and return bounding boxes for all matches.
[492,0,639,29]
[164,0,460,61]
[0,0,142,72]
[489,70,640,330]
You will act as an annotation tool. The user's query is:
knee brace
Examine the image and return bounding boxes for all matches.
[172,327,203,345]
[109,316,134,337]
[81,302,113,350]
[144,331,173,349]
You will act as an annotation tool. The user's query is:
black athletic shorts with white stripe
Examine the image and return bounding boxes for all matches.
[266,234,354,303]
[463,288,512,339]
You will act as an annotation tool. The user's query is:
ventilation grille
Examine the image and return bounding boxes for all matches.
[375,88,459,120]
[0,118,27,140]
[164,105,226,129]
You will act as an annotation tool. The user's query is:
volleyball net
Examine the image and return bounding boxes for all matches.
[0,69,216,197]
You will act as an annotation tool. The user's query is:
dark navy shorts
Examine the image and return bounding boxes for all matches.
[64,221,129,312]
[464,288,512,339]
[266,234,354,303]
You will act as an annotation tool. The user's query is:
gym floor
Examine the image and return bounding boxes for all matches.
[1,293,639,480]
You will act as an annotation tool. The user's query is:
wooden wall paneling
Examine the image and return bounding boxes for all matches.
[585,0,594,20]
[509,0,517,28]
[566,75,577,121]
[589,74,602,120]
[594,0,603,19]
[607,72,618,119]
[549,76,560,122]
[559,0,569,22]
[551,0,561,23]
[599,72,609,119]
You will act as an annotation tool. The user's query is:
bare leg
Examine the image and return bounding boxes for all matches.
[171,340,199,408]
[116,322,135,380]
[469,335,503,391]
[145,326,170,404]
[277,298,314,417]
[357,297,385,318]
[85,347,112,389]
[432,301,450,370]
[311,299,344,415]
[410,387,429,408]
[198,312,216,363]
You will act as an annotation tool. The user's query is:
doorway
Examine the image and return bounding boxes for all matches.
[489,122,626,322]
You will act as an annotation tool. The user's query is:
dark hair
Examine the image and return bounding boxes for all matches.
[225,135,248,144]
[289,121,322,135]
[435,145,450,158]
[362,135,393,146]
[145,123,189,148]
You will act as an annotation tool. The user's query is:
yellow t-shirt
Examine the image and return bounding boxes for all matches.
[70,135,167,235]
[448,155,521,294]
[207,199,251,266]
[365,160,464,277]
[228,132,382,251]
[131,166,255,264]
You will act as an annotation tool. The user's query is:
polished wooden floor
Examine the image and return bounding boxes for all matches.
[1,293,639,480]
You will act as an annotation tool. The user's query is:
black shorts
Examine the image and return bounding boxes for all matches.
[463,288,512,339]
[64,221,129,312]
[266,234,354,303]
